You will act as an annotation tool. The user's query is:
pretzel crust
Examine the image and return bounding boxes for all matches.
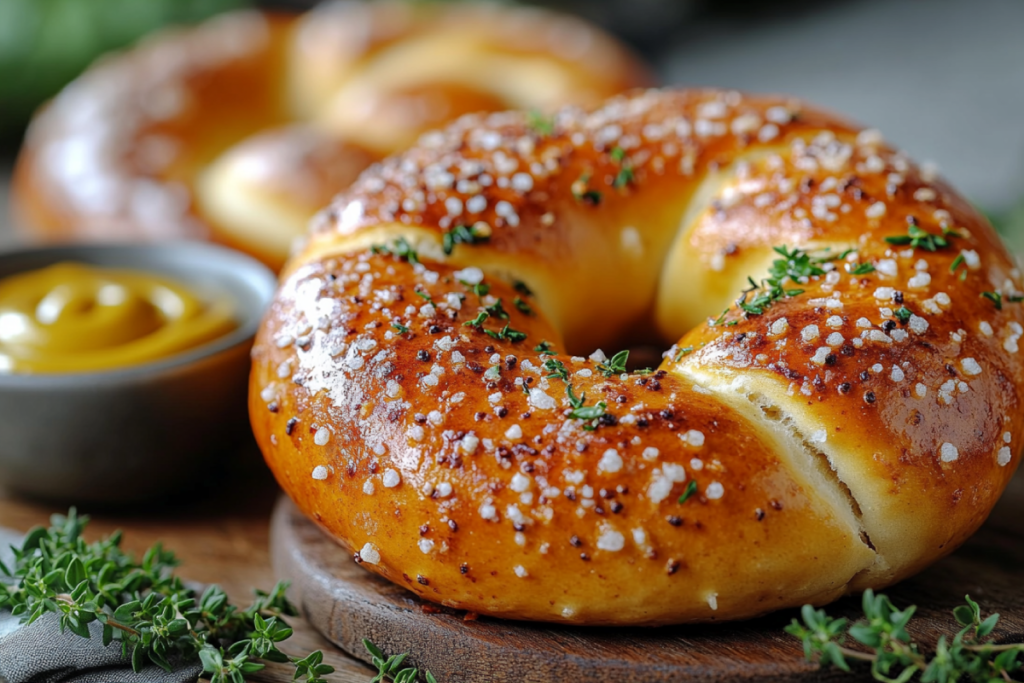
[11,2,649,270]
[251,89,1023,624]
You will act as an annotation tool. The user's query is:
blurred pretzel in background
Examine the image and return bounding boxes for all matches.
[11,0,651,269]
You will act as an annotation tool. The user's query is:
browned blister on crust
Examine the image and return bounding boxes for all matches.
[252,88,1024,624]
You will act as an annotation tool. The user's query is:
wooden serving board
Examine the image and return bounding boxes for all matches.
[270,475,1024,683]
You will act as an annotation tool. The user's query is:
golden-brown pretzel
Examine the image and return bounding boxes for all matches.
[11,1,650,269]
[250,89,1023,624]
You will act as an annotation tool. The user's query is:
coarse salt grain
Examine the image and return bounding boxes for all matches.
[940,443,959,462]
[382,469,401,488]
[961,358,982,376]
[510,472,531,492]
[598,449,624,473]
[866,202,887,219]
[876,259,897,277]
[907,272,931,289]
[597,527,626,551]
[682,430,705,447]
[360,543,381,564]
[312,466,328,480]
[810,347,831,365]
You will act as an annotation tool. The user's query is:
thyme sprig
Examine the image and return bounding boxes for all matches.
[571,173,602,205]
[526,110,554,137]
[884,224,959,252]
[677,481,698,505]
[981,291,1024,310]
[371,238,419,264]
[597,350,630,377]
[363,639,438,683]
[0,510,334,683]
[462,302,526,342]
[733,246,852,318]
[786,590,1024,682]
[611,146,635,189]
[442,224,490,256]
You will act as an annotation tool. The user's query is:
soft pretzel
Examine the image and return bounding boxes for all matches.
[11,1,649,269]
[250,89,1024,625]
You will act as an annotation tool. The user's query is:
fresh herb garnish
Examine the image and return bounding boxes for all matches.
[884,224,954,251]
[363,640,438,683]
[464,311,489,327]
[484,299,510,320]
[733,246,851,317]
[894,307,913,323]
[571,174,602,205]
[513,280,533,297]
[543,358,570,382]
[414,290,434,304]
[677,480,698,505]
[849,262,876,275]
[610,146,634,188]
[786,590,1024,683]
[459,280,490,297]
[950,253,965,274]
[710,308,730,327]
[442,224,490,256]
[526,110,554,136]
[569,402,607,421]
[391,323,410,334]
[371,237,420,264]
[597,349,630,377]
[982,291,1003,310]
[674,346,694,362]
[514,297,533,315]
[566,385,585,410]
[483,324,528,343]
[535,341,556,355]
[0,510,334,683]
[982,291,1024,310]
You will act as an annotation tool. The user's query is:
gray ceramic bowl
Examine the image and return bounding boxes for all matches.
[0,242,277,504]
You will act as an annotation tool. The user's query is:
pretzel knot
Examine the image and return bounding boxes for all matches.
[252,88,1024,625]
[12,1,648,269]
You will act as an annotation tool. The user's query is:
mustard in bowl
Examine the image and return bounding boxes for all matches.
[0,243,276,503]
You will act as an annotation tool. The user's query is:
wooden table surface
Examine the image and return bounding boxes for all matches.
[0,444,377,683]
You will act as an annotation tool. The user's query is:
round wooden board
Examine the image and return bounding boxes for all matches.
[270,481,1024,683]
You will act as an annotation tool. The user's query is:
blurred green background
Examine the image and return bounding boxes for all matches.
[0,0,247,142]
[0,0,1022,247]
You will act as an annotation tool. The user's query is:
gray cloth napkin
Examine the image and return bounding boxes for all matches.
[0,528,203,683]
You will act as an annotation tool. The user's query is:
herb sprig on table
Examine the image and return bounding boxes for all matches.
[786,589,1024,681]
[0,509,336,682]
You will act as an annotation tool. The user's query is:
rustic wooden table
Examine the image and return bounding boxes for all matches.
[0,445,376,683]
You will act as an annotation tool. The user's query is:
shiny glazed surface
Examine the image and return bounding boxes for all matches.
[0,262,236,373]
[250,89,1024,625]
[11,1,650,269]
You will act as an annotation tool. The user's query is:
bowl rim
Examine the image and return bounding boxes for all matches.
[0,241,277,387]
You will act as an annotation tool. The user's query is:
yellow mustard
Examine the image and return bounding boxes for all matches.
[0,262,237,373]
